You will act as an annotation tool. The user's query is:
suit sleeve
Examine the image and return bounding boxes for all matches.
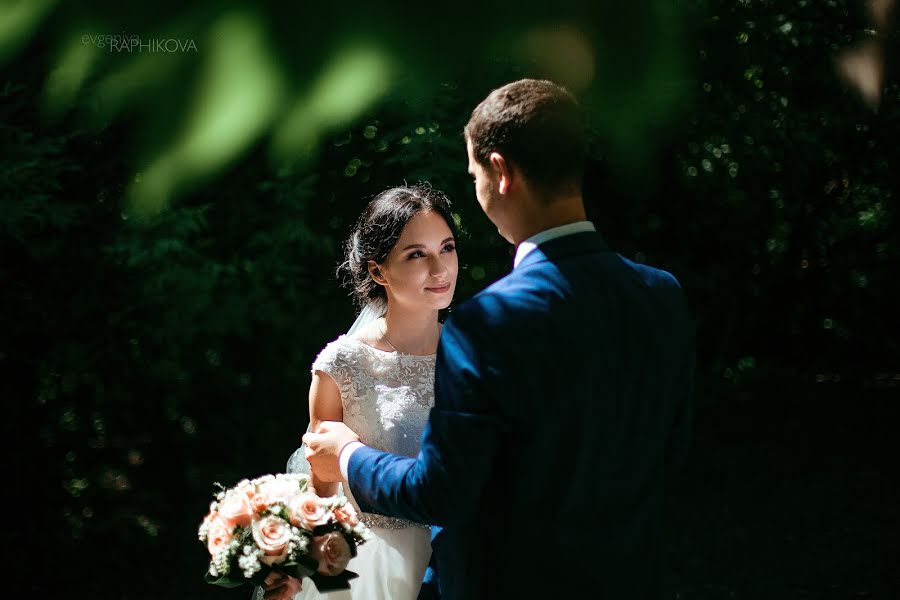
[346,303,506,527]
[665,289,695,476]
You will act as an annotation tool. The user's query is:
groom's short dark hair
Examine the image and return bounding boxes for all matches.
[465,79,585,194]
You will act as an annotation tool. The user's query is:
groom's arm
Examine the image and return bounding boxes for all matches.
[665,343,693,475]
[346,302,507,527]
[665,286,695,476]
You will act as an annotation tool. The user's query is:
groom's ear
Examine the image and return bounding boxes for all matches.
[489,151,512,195]
[367,260,387,285]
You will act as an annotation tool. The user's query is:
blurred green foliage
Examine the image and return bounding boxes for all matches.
[1,0,898,597]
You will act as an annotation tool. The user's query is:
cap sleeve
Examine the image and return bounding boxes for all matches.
[310,336,356,401]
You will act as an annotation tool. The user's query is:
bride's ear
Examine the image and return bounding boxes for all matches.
[367,260,387,286]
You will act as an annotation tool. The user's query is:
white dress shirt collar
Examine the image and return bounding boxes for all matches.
[513,221,596,269]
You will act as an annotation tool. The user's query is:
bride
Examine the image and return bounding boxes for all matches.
[264,184,459,600]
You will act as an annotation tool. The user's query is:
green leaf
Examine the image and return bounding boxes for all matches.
[282,556,318,580]
[203,572,248,589]
[309,569,359,592]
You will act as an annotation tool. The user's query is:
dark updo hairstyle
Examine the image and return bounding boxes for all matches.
[338,183,458,311]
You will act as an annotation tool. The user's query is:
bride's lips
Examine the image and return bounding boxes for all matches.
[425,283,451,294]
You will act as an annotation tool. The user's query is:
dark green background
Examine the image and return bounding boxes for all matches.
[3,0,898,597]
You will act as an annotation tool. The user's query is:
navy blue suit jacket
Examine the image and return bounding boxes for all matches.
[348,231,694,599]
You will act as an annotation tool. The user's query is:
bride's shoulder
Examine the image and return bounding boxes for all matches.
[312,335,361,371]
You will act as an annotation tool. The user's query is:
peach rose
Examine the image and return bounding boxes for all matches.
[252,515,293,566]
[333,503,359,528]
[235,479,255,498]
[288,493,331,530]
[260,477,299,506]
[310,532,352,576]
[205,514,233,556]
[218,491,254,529]
[250,493,268,513]
[201,507,216,525]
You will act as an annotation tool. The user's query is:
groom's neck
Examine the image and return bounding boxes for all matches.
[511,193,588,246]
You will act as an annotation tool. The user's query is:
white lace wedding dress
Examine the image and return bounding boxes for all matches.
[292,334,434,600]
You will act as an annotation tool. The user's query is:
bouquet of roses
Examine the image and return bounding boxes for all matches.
[198,473,371,592]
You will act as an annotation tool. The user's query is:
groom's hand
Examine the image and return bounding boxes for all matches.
[303,421,360,483]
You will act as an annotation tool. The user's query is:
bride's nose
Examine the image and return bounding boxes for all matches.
[428,255,448,278]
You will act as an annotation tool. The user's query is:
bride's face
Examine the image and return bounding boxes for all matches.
[373,210,458,311]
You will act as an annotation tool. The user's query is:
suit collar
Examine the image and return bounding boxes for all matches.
[513,221,596,268]
[514,230,610,270]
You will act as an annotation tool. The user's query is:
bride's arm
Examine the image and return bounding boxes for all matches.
[308,371,343,497]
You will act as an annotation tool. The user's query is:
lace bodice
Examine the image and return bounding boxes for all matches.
[311,335,435,528]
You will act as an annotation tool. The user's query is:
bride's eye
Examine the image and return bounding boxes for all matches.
[408,250,425,259]
[441,244,456,253]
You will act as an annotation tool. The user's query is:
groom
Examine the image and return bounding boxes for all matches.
[304,79,694,599]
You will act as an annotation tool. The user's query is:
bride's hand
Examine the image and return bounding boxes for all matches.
[262,572,302,599]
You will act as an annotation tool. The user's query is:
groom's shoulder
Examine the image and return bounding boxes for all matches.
[617,254,684,292]
[449,276,536,330]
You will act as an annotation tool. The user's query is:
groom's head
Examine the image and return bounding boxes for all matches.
[464,79,585,242]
